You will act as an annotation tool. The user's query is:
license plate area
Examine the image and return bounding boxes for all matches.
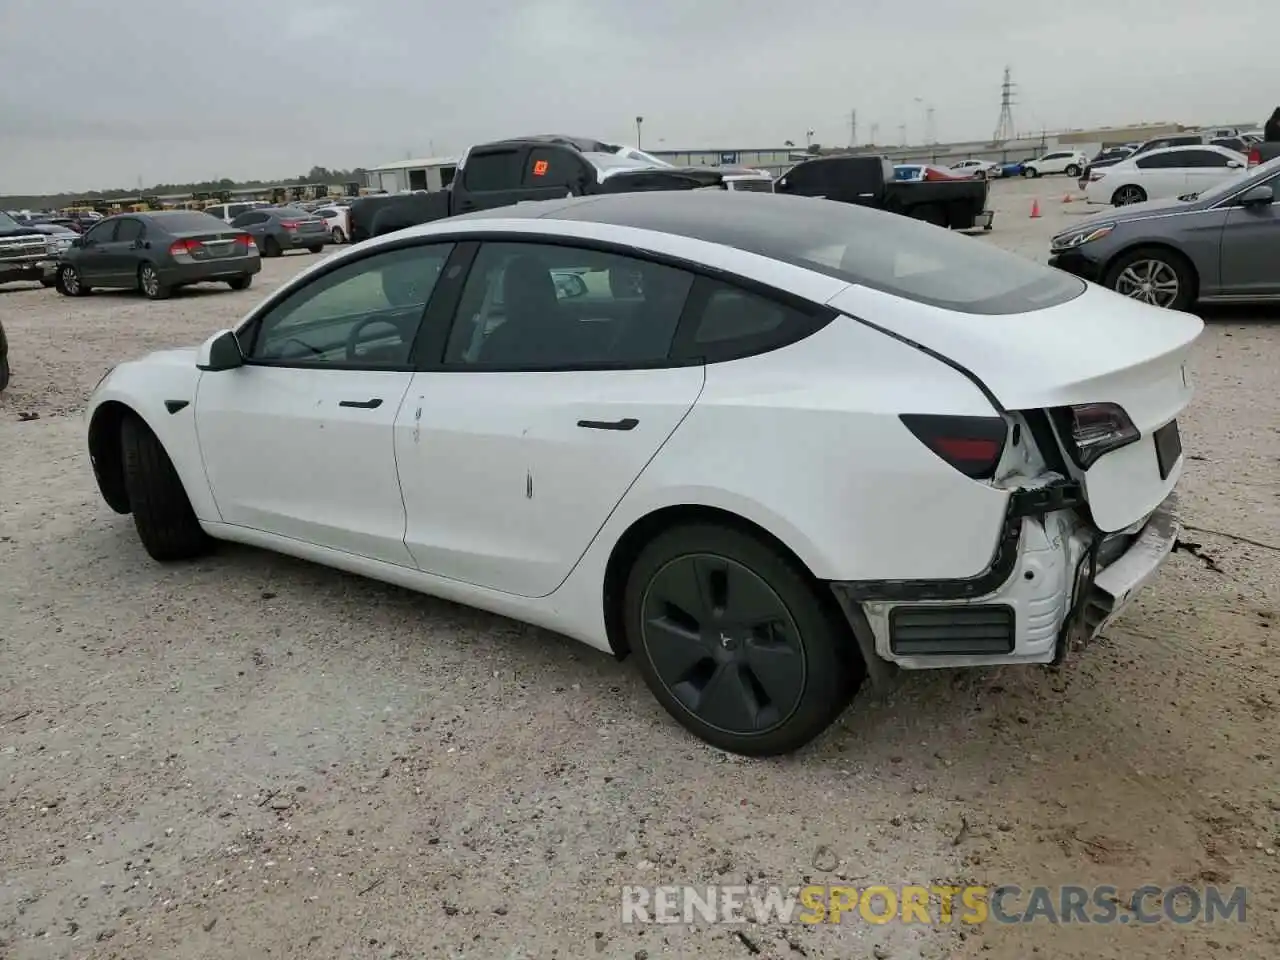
[1153,419,1182,480]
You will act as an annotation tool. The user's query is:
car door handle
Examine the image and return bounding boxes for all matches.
[577,417,638,431]
[339,398,383,409]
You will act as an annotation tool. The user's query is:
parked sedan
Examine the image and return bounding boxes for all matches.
[950,159,1002,179]
[1083,144,1248,207]
[229,206,330,256]
[314,204,351,243]
[85,191,1195,756]
[1050,155,1280,310]
[55,211,261,300]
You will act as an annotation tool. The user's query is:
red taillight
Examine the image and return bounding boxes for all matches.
[235,233,257,250]
[1247,146,1261,167]
[280,220,299,230]
[168,237,202,257]
[899,414,1008,480]
[1052,403,1139,469]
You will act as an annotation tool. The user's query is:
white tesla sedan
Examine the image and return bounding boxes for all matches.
[85,192,1199,756]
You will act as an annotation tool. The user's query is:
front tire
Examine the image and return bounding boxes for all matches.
[1103,246,1196,311]
[623,523,863,756]
[57,264,90,297]
[120,414,211,561]
[138,263,171,300]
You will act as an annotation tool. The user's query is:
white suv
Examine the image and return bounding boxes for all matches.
[1021,150,1088,178]
[204,201,270,224]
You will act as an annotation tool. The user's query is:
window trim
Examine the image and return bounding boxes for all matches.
[429,232,838,373]
[235,238,463,373]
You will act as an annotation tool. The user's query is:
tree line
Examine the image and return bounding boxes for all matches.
[1,166,368,210]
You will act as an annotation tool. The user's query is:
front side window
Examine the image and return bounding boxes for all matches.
[114,219,143,243]
[245,243,455,368]
[444,242,694,368]
[82,221,116,244]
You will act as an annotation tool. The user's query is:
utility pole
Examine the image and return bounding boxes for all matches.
[849,109,857,147]
[926,106,936,145]
[635,116,644,149]
[870,122,880,145]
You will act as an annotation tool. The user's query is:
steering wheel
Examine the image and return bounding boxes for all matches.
[345,314,405,362]
[278,337,326,359]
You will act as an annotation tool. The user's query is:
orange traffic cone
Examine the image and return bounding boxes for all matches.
[1062,193,1073,203]
[1030,199,1041,218]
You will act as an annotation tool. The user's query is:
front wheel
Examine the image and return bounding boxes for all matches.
[623,523,863,756]
[1103,247,1196,311]
[56,264,90,297]
[120,414,211,561]
[138,263,171,300]
[1065,164,1081,177]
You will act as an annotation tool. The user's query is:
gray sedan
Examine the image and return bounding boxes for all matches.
[229,206,330,257]
[1049,155,1280,310]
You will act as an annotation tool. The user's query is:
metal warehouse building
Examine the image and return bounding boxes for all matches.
[364,157,459,194]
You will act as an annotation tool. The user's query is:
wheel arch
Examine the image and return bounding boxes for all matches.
[601,503,838,660]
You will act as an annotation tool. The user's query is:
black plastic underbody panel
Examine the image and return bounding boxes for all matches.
[888,604,1016,656]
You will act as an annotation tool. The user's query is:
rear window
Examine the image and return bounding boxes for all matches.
[150,212,226,232]
[559,192,1085,315]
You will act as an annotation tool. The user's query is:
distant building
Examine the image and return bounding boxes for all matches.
[646,147,795,175]
[364,157,459,194]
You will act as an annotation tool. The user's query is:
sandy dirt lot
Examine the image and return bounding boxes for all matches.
[2,179,1278,960]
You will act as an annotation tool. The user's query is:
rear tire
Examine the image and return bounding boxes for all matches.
[1111,184,1147,206]
[39,275,56,288]
[307,245,323,254]
[331,227,346,243]
[1065,163,1081,177]
[263,236,282,258]
[623,523,863,756]
[227,275,252,291]
[120,414,211,561]
[0,356,9,393]
[1022,166,1038,178]
[138,263,171,300]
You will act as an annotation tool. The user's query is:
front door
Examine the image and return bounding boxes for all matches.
[103,217,145,286]
[74,219,118,283]
[1219,182,1280,297]
[395,239,703,598]
[194,240,457,564]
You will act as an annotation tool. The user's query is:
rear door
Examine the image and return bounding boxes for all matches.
[1181,148,1246,194]
[1132,151,1191,198]
[395,239,703,598]
[452,146,531,214]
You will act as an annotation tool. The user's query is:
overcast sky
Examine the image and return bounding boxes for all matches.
[2,0,1277,194]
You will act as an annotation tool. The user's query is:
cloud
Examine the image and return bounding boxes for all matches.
[1,0,1277,194]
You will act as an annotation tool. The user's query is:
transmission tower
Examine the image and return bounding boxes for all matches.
[993,66,1016,142]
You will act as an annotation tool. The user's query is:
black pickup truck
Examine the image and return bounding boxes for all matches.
[773,154,994,229]
[348,135,773,242]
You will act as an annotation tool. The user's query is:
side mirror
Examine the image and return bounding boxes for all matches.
[1226,160,1244,168]
[1239,184,1274,207]
[196,329,244,372]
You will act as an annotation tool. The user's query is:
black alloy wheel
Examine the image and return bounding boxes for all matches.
[625,524,861,756]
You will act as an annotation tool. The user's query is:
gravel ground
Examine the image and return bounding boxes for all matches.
[2,179,1278,960]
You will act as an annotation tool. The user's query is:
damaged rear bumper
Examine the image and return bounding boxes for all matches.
[829,485,1180,675]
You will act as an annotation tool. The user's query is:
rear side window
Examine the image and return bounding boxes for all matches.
[522,147,580,188]
[1182,150,1231,168]
[463,150,524,191]
[672,278,829,363]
